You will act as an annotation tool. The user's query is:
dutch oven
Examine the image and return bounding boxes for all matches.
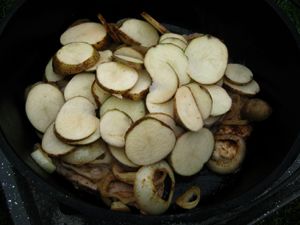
[0,0,300,224]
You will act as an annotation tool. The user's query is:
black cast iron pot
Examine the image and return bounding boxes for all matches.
[1,0,300,224]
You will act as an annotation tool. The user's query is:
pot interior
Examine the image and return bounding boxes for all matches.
[0,0,300,219]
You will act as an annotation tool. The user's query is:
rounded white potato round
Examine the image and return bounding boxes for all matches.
[160,33,188,44]
[45,58,63,82]
[25,83,65,133]
[160,38,187,51]
[224,79,260,96]
[31,147,56,173]
[109,146,138,168]
[170,128,214,176]
[86,50,113,72]
[91,81,111,105]
[185,35,228,84]
[146,95,174,118]
[225,64,253,85]
[125,118,176,165]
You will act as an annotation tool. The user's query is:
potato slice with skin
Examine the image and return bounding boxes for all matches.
[100,109,133,148]
[91,81,111,106]
[100,96,145,122]
[160,38,187,51]
[174,86,203,131]
[140,12,169,34]
[170,128,214,176]
[160,33,188,44]
[53,42,99,76]
[31,145,56,173]
[186,83,212,120]
[204,116,222,128]
[55,96,97,141]
[124,70,151,101]
[109,146,139,168]
[146,95,174,118]
[185,35,228,84]
[224,79,260,96]
[119,19,159,47]
[61,139,107,165]
[60,22,108,50]
[225,64,253,85]
[25,83,65,133]
[204,85,232,116]
[125,117,176,165]
[45,58,64,82]
[96,62,138,94]
[86,50,113,72]
[114,46,144,61]
[64,73,96,106]
[146,113,184,138]
[42,123,74,156]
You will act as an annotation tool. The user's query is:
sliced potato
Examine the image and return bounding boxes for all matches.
[91,81,111,105]
[100,96,145,122]
[185,35,228,84]
[160,33,188,44]
[53,42,99,75]
[25,83,65,133]
[60,22,108,50]
[125,117,176,165]
[119,19,159,47]
[114,46,144,62]
[109,146,139,168]
[64,73,96,106]
[225,63,253,85]
[224,79,260,96]
[62,139,107,165]
[146,113,184,138]
[204,85,232,116]
[42,123,74,156]
[146,95,174,118]
[204,116,222,127]
[31,145,56,173]
[174,86,203,131]
[86,50,113,72]
[187,83,212,120]
[55,96,97,141]
[89,149,113,165]
[169,128,214,176]
[96,62,138,94]
[140,12,169,34]
[100,109,133,148]
[45,58,64,82]
[124,70,151,101]
[111,201,130,212]
[160,38,187,51]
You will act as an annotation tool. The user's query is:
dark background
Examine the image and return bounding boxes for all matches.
[0,0,300,224]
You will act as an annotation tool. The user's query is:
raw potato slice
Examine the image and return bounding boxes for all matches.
[146,113,184,138]
[100,96,146,122]
[224,79,260,96]
[86,50,113,72]
[174,86,203,131]
[114,46,144,62]
[146,96,174,118]
[70,118,101,145]
[60,22,108,50]
[31,146,56,173]
[25,83,65,133]
[185,35,228,84]
[53,42,100,75]
[125,118,176,165]
[187,83,212,120]
[109,146,138,168]
[140,12,169,34]
[170,128,214,176]
[64,73,96,106]
[144,44,189,103]
[96,62,138,94]
[204,116,221,127]
[160,33,188,44]
[55,96,97,141]
[42,123,74,156]
[124,70,151,101]
[204,85,232,116]
[100,110,133,147]
[160,38,187,51]
[62,139,107,165]
[91,81,111,105]
[119,19,159,47]
[225,63,253,85]
[45,58,63,82]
